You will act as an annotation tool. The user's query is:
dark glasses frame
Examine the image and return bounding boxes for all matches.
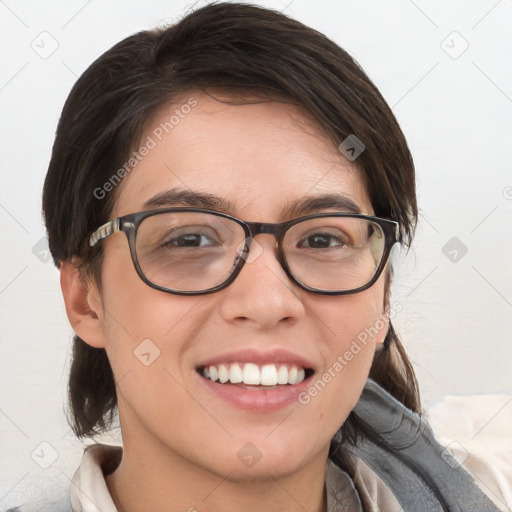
[88,207,400,296]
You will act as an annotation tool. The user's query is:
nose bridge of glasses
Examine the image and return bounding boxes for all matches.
[245,221,285,239]
[239,221,286,262]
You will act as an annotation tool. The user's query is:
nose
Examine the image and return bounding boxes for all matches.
[218,235,306,328]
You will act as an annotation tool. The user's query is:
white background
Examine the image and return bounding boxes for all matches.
[1,0,511,508]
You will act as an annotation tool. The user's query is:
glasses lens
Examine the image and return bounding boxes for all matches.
[282,217,386,292]
[135,212,246,292]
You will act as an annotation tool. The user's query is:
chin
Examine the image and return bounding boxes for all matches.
[219,455,307,483]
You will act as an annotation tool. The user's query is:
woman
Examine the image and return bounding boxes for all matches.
[11,2,508,511]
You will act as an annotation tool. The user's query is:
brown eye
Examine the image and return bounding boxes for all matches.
[299,233,347,249]
[163,232,215,248]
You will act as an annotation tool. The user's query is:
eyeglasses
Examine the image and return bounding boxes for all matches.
[88,208,399,296]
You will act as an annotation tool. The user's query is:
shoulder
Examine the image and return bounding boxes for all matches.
[425,392,512,512]
[341,379,511,511]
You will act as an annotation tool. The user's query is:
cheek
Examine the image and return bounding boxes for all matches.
[313,279,386,360]
[97,254,217,445]
[299,283,386,420]
[97,241,205,376]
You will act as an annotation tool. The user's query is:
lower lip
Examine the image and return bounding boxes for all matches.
[196,372,312,412]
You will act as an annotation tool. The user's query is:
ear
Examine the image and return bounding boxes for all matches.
[60,261,107,348]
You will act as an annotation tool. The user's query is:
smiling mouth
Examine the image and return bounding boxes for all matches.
[197,362,314,387]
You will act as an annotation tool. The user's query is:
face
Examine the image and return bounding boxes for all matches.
[82,92,389,480]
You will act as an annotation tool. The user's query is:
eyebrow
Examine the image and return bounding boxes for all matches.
[142,188,364,218]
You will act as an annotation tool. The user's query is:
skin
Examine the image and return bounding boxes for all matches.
[61,92,390,512]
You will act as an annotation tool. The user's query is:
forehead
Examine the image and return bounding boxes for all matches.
[112,92,372,220]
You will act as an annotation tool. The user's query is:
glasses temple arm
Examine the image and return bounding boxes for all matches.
[89,218,121,247]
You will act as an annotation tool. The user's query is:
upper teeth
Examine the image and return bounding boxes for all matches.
[202,363,306,386]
